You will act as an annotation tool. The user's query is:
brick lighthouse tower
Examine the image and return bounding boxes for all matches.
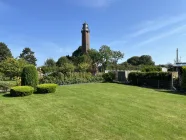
[81,22,90,54]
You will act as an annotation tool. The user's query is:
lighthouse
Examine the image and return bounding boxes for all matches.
[81,22,90,53]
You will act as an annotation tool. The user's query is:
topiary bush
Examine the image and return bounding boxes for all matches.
[21,65,38,88]
[36,84,57,94]
[102,72,115,82]
[181,66,186,90]
[10,86,34,97]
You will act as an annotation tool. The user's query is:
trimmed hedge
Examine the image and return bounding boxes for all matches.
[36,84,57,94]
[10,86,34,97]
[21,65,38,88]
[181,66,186,90]
[128,72,172,86]
[102,72,115,82]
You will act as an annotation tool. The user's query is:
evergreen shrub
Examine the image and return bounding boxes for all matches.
[102,72,115,82]
[181,66,186,90]
[21,65,38,88]
[36,84,57,94]
[10,86,34,97]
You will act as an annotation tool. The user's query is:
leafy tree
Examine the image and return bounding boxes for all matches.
[127,56,140,66]
[139,55,155,66]
[40,58,57,74]
[88,49,102,74]
[58,63,75,80]
[78,62,90,72]
[56,56,75,80]
[0,58,28,78]
[111,51,124,71]
[118,62,141,70]
[0,42,13,62]
[44,58,56,67]
[19,47,37,66]
[127,55,155,66]
[72,46,83,57]
[56,56,70,67]
[99,45,112,71]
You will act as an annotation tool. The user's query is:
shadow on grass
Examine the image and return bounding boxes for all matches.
[115,82,186,96]
[154,89,186,96]
[2,93,12,98]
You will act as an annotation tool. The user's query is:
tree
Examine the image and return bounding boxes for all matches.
[0,42,13,62]
[40,58,57,74]
[0,58,28,78]
[72,46,83,57]
[58,63,75,80]
[99,45,112,71]
[19,47,37,66]
[139,55,155,66]
[127,56,140,66]
[111,51,124,71]
[44,58,56,67]
[88,49,102,74]
[127,55,155,66]
[56,56,70,67]
[118,62,140,70]
[78,62,90,72]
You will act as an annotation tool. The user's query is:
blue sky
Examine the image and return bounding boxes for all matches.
[0,0,186,66]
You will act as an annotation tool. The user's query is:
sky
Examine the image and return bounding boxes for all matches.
[0,0,186,66]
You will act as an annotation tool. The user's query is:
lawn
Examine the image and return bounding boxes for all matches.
[0,83,186,140]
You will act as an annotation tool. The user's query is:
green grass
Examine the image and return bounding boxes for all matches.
[0,83,186,140]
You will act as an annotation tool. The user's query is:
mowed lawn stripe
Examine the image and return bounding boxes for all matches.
[0,83,186,140]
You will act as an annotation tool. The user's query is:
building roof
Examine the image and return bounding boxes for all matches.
[173,63,186,67]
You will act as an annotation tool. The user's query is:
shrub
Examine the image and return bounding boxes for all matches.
[10,86,34,97]
[141,66,162,72]
[0,81,15,92]
[0,72,4,81]
[21,65,38,88]
[36,84,58,94]
[128,72,172,87]
[181,66,186,90]
[102,72,115,82]
[39,72,103,85]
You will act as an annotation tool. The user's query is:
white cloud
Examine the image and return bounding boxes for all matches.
[108,14,186,48]
[134,24,186,47]
[130,15,186,37]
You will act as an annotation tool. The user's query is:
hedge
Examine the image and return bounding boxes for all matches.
[128,72,172,86]
[39,72,103,85]
[181,66,186,90]
[102,72,115,82]
[10,86,34,97]
[21,65,38,88]
[36,84,58,94]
